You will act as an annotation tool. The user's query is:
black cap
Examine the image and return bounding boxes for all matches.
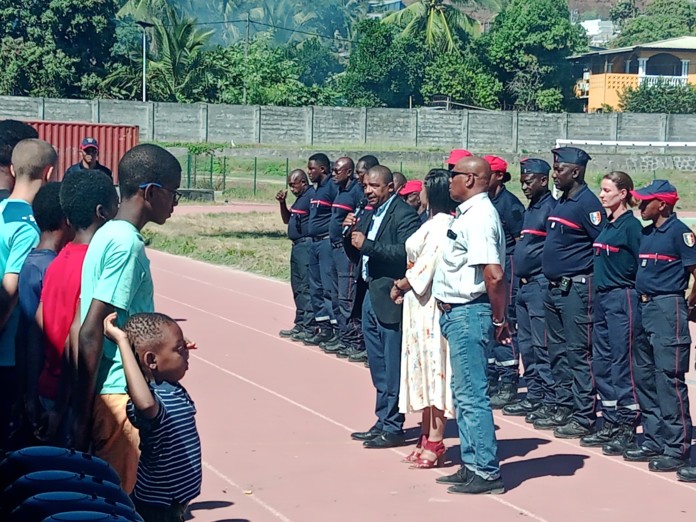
[520,158,551,175]
[551,147,592,167]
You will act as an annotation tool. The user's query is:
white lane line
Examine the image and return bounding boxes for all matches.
[154,266,294,310]
[202,461,294,522]
[155,293,364,372]
[161,294,551,522]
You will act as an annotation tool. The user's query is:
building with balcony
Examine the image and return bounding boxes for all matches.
[569,36,696,112]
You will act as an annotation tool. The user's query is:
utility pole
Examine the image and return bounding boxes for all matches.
[243,13,250,105]
[136,21,155,102]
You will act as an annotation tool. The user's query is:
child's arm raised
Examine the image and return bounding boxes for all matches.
[103,313,160,419]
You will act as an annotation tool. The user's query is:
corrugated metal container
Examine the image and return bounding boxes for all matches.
[24,120,140,184]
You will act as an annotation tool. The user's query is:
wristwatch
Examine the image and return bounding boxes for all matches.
[492,317,506,327]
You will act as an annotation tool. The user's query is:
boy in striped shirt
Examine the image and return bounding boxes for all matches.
[104,312,201,522]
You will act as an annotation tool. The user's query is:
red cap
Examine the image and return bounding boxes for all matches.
[447,149,472,166]
[399,179,423,196]
[484,155,508,173]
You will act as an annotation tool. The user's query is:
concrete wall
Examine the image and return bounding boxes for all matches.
[2,95,696,160]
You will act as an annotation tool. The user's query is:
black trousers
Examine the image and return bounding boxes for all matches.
[544,278,596,428]
[635,296,692,459]
[290,239,313,330]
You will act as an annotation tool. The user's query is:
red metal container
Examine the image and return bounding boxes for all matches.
[24,120,139,184]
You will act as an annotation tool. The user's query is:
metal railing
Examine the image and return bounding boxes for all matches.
[639,75,688,87]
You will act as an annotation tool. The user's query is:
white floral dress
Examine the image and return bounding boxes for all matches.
[398,212,454,418]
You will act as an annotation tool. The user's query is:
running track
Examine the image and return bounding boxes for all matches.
[150,250,696,522]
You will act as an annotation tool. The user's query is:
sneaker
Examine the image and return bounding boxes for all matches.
[490,383,519,410]
[602,424,636,456]
[446,473,505,495]
[503,399,541,417]
[580,420,618,447]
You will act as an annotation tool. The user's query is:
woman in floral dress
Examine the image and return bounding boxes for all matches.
[391,169,457,469]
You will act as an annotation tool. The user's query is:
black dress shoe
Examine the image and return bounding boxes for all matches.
[623,445,662,462]
[447,474,505,495]
[648,455,689,472]
[363,432,405,448]
[279,325,302,338]
[348,350,368,363]
[503,399,541,417]
[322,341,345,354]
[677,466,696,482]
[580,420,618,447]
[554,419,592,439]
[533,406,572,430]
[436,466,469,485]
[350,426,382,441]
[525,404,555,424]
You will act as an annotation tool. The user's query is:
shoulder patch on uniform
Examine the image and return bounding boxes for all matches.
[589,212,602,226]
[683,232,695,247]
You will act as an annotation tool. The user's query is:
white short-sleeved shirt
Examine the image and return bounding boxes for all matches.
[432,192,505,304]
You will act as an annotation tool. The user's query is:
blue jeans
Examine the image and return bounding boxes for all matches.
[440,302,500,480]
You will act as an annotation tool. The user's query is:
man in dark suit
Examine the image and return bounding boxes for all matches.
[342,165,421,448]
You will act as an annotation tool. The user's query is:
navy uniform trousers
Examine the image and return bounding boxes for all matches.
[634,295,692,459]
[309,237,337,325]
[591,287,641,427]
[544,277,597,428]
[515,276,555,405]
[290,238,314,331]
[488,255,519,384]
[362,290,403,434]
[331,243,362,347]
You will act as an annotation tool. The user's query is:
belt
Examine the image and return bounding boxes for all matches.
[639,293,683,303]
[331,240,344,249]
[312,234,330,242]
[292,237,312,245]
[549,274,592,287]
[436,294,490,313]
[519,274,545,286]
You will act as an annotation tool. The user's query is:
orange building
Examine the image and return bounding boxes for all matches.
[570,36,696,112]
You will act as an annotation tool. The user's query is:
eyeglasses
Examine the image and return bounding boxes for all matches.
[139,182,182,204]
[449,170,471,179]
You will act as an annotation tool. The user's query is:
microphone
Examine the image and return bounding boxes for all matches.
[342,198,368,238]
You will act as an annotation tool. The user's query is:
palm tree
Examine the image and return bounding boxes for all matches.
[248,0,320,46]
[382,0,502,53]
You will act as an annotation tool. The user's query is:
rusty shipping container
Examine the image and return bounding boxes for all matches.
[24,120,140,184]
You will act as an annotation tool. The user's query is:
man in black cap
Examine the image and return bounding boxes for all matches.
[536,147,605,439]
[503,158,558,422]
[65,137,113,180]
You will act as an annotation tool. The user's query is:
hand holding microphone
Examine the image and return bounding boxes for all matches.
[342,198,368,238]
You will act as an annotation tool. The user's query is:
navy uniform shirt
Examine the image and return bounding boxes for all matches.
[65,161,113,179]
[308,175,338,238]
[329,178,364,243]
[491,185,525,256]
[636,214,696,295]
[513,191,557,279]
[593,211,642,291]
[542,184,606,281]
[288,186,314,241]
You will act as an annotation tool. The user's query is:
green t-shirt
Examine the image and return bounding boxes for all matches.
[81,219,154,394]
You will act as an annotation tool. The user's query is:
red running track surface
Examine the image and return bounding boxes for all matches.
[149,250,696,522]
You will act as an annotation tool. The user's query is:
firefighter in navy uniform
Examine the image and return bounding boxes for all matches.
[536,147,605,439]
[625,180,696,475]
[484,155,525,408]
[277,170,315,341]
[503,158,558,423]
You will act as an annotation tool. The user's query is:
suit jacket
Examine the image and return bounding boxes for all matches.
[344,196,422,325]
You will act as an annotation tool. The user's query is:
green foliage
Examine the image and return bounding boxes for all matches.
[612,0,696,47]
[340,20,427,107]
[421,51,502,109]
[484,0,587,111]
[285,38,342,86]
[610,0,637,29]
[619,80,696,113]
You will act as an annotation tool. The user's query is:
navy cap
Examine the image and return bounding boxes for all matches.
[631,179,679,205]
[551,147,591,167]
[520,158,551,175]
[81,137,98,150]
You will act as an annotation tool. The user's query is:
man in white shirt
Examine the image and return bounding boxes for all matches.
[432,156,511,495]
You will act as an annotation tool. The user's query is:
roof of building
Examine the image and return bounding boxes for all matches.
[569,36,696,60]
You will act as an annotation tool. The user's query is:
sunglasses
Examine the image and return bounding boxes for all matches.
[449,170,473,179]
[139,182,182,204]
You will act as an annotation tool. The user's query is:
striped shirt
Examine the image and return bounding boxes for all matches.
[127,381,202,507]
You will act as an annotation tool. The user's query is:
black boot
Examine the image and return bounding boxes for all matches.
[533,406,572,430]
[580,420,619,447]
[503,399,541,417]
[490,383,519,410]
[303,326,334,346]
[525,404,555,424]
[602,424,635,456]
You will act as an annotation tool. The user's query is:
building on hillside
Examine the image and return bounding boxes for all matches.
[580,19,615,47]
[570,36,696,112]
[366,0,405,19]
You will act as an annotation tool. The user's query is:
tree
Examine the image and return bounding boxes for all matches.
[612,0,695,47]
[339,20,428,107]
[619,80,696,113]
[610,0,638,29]
[483,0,587,111]
[382,0,501,53]
[421,51,502,109]
[285,38,343,86]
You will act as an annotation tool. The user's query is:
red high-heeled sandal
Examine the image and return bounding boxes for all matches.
[409,438,446,469]
[402,434,427,463]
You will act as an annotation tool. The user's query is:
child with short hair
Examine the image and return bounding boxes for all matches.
[103,312,201,522]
